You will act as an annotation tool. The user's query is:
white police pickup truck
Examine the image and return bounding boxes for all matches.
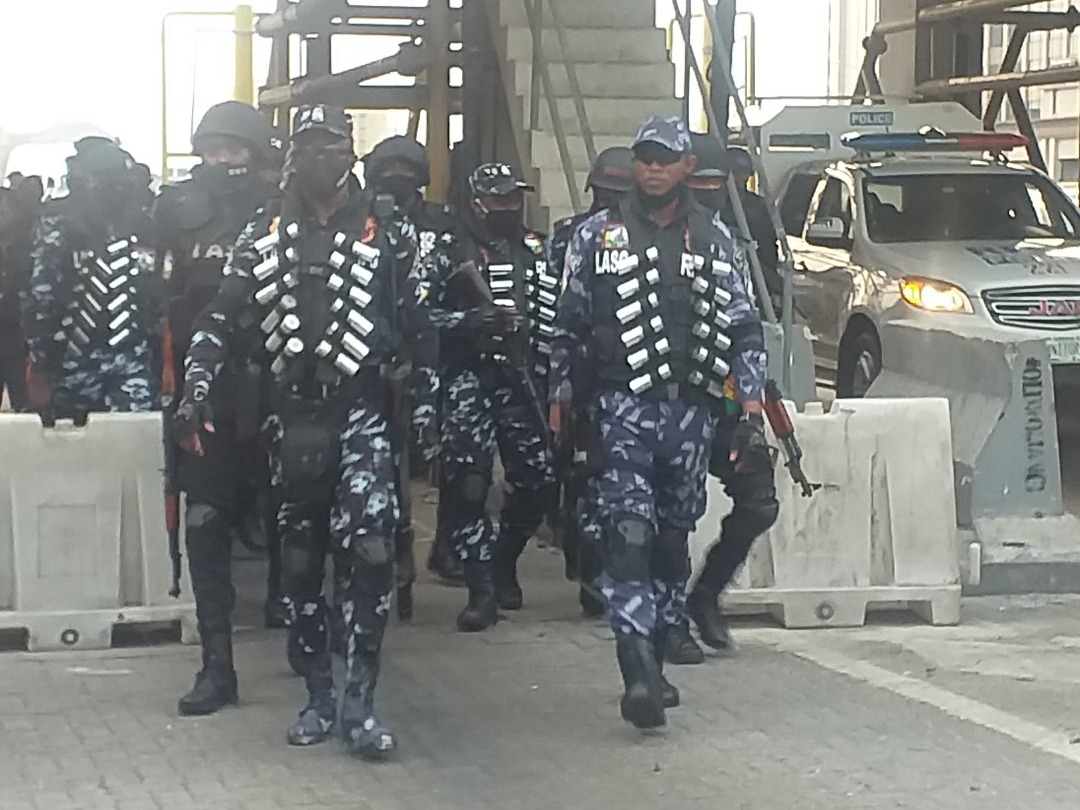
[762,103,1080,396]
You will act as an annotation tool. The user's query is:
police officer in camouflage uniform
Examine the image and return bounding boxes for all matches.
[550,116,767,729]
[428,163,555,631]
[361,135,461,616]
[156,101,287,716]
[548,147,634,620]
[176,105,437,757]
[23,137,160,420]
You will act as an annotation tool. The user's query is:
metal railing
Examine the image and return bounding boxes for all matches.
[669,0,799,390]
[521,0,597,214]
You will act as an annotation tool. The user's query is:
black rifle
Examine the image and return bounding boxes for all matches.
[447,259,548,434]
[161,317,182,597]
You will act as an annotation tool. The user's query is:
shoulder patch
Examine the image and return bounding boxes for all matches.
[602,223,629,250]
[523,232,545,255]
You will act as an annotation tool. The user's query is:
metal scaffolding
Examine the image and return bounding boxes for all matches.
[852,1,1080,172]
[255,0,462,202]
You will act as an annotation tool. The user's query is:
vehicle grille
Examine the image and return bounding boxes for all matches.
[982,285,1080,331]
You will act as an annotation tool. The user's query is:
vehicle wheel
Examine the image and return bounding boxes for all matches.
[836,329,882,398]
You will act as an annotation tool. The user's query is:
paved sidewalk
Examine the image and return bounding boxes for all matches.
[2,486,1080,809]
[3,555,1080,809]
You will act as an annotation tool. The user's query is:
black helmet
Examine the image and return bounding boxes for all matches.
[690,133,728,179]
[68,136,133,177]
[362,135,430,187]
[193,101,278,164]
[585,146,633,193]
[725,146,754,178]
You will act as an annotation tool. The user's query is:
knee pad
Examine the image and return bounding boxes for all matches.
[185,502,228,532]
[351,533,394,567]
[731,488,779,538]
[282,544,323,584]
[654,527,691,583]
[459,469,489,505]
[603,518,654,582]
[503,481,552,531]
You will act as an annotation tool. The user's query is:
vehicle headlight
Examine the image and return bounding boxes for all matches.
[899,277,973,314]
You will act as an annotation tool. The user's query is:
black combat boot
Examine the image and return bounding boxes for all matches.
[579,585,605,619]
[286,667,336,746]
[428,499,465,586]
[341,649,397,760]
[614,633,666,729]
[178,633,238,716]
[664,617,705,665]
[492,529,530,611]
[651,625,681,709]
[396,584,414,622]
[264,595,289,629]
[426,542,465,585]
[456,561,498,632]
[686,585,732,651]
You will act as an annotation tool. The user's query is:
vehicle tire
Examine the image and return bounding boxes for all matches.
[836,328,882,399]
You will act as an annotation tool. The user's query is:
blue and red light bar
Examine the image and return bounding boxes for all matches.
[840,129,1028,154]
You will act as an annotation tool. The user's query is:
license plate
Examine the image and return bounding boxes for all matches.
[1048,336,1080,364]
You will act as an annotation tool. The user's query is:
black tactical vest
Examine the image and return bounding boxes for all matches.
[160,182,266,357]
[249,197,396,393]
[445,229,557,382]
[62,234,154,357]
[591,196,735,408]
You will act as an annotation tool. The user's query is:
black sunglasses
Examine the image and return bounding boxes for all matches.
[633,145,682,167]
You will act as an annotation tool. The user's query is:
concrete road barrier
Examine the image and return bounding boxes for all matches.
[0,413,195,651]
[691,397,961,628]
[868,320,1080,593]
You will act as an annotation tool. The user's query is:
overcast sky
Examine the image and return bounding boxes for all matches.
[0,0,832,178]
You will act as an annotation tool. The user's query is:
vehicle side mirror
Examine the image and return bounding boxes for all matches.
[806,216,851,249]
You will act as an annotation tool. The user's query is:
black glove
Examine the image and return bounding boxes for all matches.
[729,412,770,475]
[173,376,215,455]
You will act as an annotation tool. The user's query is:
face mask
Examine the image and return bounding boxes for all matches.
[79,179,130,212]
[482,207,523,238]
[692,188,725,212]
[192,162,253,196]
[591,188,625,213]
[639,184,681,210]
[293,153,353,200]
[373,174,421,209]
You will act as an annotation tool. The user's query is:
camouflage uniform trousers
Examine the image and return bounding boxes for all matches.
[268,404,400,687]
[439,366,553,565]
[593,390,715,637]
[52,343,156,416]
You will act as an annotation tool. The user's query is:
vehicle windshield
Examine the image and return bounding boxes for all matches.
[862,172,1080,243]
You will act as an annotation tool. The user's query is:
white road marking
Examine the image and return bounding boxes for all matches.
[769,636,1080,767]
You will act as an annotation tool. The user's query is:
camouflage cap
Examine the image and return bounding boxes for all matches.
[632,115,692,154]
[468,162,534,197]
[292,104,352,139]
